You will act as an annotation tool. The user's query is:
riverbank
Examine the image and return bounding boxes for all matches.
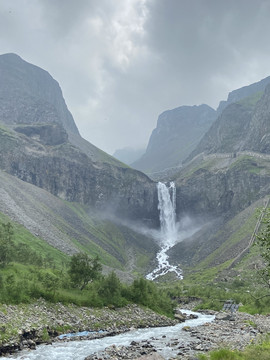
[84,310,270,359]
[0,299,177,356]
[1,299,270,359]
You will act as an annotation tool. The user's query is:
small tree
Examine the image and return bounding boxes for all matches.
[0,222,14,268]
[98,271,123,305]
[68,253,102,290]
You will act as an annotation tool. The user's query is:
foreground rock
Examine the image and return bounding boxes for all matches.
[0,299,176,356]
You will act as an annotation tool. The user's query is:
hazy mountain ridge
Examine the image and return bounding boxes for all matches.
[132,104,216,173]
[113,147,145,165]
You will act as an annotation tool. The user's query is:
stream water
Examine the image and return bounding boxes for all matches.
[5,310,215,360]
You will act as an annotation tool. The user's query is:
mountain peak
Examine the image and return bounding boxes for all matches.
[132,104,216,173]
[0,53,80,135]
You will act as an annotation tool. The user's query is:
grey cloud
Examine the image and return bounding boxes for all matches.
[1,0,270,154]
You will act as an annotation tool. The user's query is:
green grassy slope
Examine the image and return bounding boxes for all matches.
[0,170,158,277]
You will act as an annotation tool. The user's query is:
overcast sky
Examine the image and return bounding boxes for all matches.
[1,0,270,154]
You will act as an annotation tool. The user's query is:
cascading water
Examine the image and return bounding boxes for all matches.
[146,182,182,280]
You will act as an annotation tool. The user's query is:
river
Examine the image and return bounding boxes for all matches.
[4,310,215,360]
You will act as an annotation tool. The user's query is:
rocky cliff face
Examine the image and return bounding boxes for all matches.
[186,83,270,162]
[185,103,253,159]
[243,84,270,153]
[175,156,270,219]
[132,104,216,173]
[165,153,270,272]
[0,54,159,225]
[0,53,79,135]
[217,75,270,114]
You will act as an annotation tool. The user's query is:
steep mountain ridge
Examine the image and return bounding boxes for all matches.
[217,75,270,114]
[164,80,270,277]
[0,53,79,135]
[185,83,270,162]
[134,75,270,178]
[132,104,216,173]
[0,53,159,225]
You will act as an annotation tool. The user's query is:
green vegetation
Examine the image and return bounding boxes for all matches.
[165,271,270,314]
[0,219,174,317]
[198,336,270,360]
[52,201,155,272]
[255,208,270,290]
[229,156,263,174]
[68,253,102,290]
[0,222,14,267]
[236,91,264,108]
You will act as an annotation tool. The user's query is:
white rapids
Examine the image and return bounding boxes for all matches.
[4,310,215,360]
[146,182,182,280]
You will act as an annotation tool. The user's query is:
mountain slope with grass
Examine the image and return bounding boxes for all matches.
[186,81,270,162]
[0,169,158,277]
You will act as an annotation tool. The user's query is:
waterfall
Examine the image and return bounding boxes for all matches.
[158,182,177,247]
[146,182,182,280]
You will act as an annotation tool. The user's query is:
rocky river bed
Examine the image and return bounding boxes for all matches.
[0,299,177,356]
[83,310,270,359]
[1,299,270,359]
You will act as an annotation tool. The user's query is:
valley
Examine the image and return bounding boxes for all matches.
[1,53,270,359]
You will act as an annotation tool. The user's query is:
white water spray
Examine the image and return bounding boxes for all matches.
[146,182,182,280]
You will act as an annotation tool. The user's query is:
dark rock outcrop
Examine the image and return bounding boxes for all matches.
[14,123,68,146]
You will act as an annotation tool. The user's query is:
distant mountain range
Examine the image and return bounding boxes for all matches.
[113,147,145,165]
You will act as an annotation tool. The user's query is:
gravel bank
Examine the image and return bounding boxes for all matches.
[1,300,270,359]
[84,310,270,359]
